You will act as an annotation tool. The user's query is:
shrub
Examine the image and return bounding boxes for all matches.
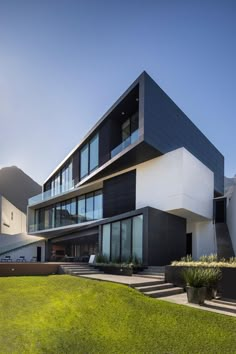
[199,254,218,263]
[182,268,222,288]
[96,254,109,264]
[182,268,208,288]
[180,255,193,262]
[204,268,222,288]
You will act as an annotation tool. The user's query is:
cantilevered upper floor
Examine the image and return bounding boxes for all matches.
[28,71,224,210]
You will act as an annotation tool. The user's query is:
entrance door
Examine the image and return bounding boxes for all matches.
[214,198,227,223]
[186,233,192,256]
[37,247,42,262]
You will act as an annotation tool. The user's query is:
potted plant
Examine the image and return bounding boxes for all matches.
[182,268,208,305]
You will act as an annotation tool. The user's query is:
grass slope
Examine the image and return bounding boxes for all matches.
[0,275,235,354]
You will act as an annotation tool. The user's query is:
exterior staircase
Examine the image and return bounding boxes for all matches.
[215,223,235,259]
[59,264,102,276]
[59,264,184,299]
[134,266,184,298]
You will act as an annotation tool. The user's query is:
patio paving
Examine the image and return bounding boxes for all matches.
[78,273,160,285]
[160,292,236,317]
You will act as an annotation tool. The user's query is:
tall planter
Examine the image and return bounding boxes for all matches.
[186,286,206,305]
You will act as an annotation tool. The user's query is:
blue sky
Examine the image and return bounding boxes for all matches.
[0,0,235,184]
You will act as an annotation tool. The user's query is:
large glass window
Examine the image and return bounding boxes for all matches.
[102,224,110,259]
[55,203,61,227]
[34,190,103,231]
[89,133,99,172]
[78,196,86,223]
[111,222,120,262]
[101,214,143,263]
[94,190,102,219]
[132,215,143,262]
[80,133,99,180]
[121,219,132,261]
[80,144,89,179]
[86,193,94,221]
[71,198,77,224]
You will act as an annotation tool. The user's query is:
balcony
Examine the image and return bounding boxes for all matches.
[28,180,75,206]
[111,129,139,158]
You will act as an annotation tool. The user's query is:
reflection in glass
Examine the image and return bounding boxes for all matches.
[111,222,120,262]
[86,193,93,221]
[132,215,143,262]
[78,196,86,223]
[94,191,102,219]
[80,144,89,179]
[121,219,132,261]
[102,224,110,259]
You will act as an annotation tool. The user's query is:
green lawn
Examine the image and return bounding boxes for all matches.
[0,276,235,354]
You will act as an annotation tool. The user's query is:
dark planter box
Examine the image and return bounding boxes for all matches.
[186,286,206,305]
[221,268,236,300]
[165,265,236,300]
[99,266,133,276]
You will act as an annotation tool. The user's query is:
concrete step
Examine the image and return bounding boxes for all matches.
[144,287,184,298]
[135,282,173,293]
[130,280,165,288]
[62,267,93,271]
[137,274,165,280]
[70,270,100,275]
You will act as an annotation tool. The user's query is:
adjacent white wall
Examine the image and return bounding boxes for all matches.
[227,186,236,254]
[136,147,214,220]
[187,221,216,259]
[0,196,26,234]
[1,241,45,262]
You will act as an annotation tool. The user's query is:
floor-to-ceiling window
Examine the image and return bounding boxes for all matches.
[101,214,143,263]
[121,219,132,262]
[111,222,120,262]
[132,215,143,261]
[49,160,73,196]
[80,144,89,179]
[34,190,103,231]
[102,224,110,259]
[80,133,99,180]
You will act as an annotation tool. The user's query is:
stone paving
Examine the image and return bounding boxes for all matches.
[160,293,236,317]
[79,273,159,285]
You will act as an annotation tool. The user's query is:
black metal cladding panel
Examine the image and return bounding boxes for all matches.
[99,120,112,166]
[147,208,186,266]
[72,150,80,186]
[143,73,224,195]
[103,170,136,218]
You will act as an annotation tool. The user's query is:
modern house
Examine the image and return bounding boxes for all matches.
[27,71,234,265]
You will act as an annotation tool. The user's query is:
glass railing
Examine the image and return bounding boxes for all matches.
[28,180,75,206]
[111,129,139,158]
[28,210,103,233]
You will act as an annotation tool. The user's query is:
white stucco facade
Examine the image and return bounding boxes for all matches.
[187,221,216,259]
[0,196,26,235]
[227,185,236,254]
[136,147,214,221]
[1,240,45,262]
[135,148,215,259]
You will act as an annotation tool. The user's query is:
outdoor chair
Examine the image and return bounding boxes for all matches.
[16,256,26,262]
[1,256,12,262]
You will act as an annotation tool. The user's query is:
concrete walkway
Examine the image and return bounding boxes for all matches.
[79,273,158,285]
[160,293,236,317]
